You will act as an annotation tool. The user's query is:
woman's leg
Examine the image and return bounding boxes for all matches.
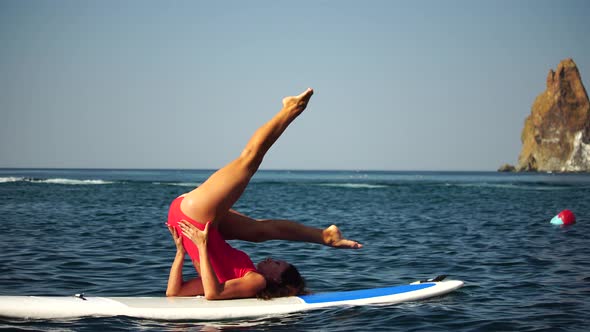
[181,88,314,226]
[219,209,363,249]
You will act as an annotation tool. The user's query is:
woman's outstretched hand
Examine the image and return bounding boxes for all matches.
[179,220,210,249]
[167,224,185,255]
[322,225,363,249]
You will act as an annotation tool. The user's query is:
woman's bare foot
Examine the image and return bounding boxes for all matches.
[282,88,314,114]
[322,225,363,249]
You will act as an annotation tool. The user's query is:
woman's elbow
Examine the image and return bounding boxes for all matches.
[166,290,178,297]
[204,288,226,300]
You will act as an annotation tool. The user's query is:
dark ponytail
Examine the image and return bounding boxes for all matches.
[257,264,307,300]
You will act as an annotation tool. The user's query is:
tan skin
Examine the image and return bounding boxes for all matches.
[166,226,206,297]
[166,89,362,300]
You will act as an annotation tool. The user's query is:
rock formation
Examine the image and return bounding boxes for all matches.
[511,58,590,172]
[497,163,516,172]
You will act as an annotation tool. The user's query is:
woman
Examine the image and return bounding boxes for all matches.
[166,88,362,300]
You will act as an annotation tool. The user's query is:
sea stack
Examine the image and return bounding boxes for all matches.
[513,58,590,172]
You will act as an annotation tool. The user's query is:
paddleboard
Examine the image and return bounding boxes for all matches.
[0,279,463,320]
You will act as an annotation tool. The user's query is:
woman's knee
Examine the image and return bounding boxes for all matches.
[239,147,263,173]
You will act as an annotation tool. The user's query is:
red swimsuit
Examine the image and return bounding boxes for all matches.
[167,196,257,283]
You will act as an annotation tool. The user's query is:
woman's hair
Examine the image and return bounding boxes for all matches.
[256,264,307,300]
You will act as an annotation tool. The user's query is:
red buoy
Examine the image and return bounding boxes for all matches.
[550,209,576,226]
[558,209,576,226]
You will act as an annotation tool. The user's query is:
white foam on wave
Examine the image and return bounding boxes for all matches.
[318,183,388,189]
[1,177,113,185]
[0,177,25,183]
[32,178,113,185]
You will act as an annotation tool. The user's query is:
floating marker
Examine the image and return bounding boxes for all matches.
[550,209,576,226]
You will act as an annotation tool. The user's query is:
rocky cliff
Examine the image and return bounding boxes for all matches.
[514,58,590,172]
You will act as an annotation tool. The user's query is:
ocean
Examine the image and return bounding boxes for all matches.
[1,169,589,331]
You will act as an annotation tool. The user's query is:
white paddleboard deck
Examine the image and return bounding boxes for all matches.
[0,280,463,320]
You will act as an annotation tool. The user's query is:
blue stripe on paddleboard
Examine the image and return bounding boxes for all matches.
[298,283,435,304]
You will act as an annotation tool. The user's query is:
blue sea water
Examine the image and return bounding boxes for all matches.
[1,169,589,331]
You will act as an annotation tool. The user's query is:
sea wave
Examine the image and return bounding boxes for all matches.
[317,183,388,189]
[153,182,200,187]
[0,177,113,185]
[0,177,24,183]
[37,178,114,185]
[446,182,573,191]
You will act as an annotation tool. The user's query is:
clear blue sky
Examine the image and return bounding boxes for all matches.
[1,0,588,170]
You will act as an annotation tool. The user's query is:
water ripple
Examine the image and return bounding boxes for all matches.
[1,170,590,330]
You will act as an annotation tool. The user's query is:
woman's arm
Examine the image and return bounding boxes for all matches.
[166,249,186,296]
[165,226,185,297]
[179,220,266,300]
[165,225,206,297]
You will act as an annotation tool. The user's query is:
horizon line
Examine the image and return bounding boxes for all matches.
[0,166,512,173]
